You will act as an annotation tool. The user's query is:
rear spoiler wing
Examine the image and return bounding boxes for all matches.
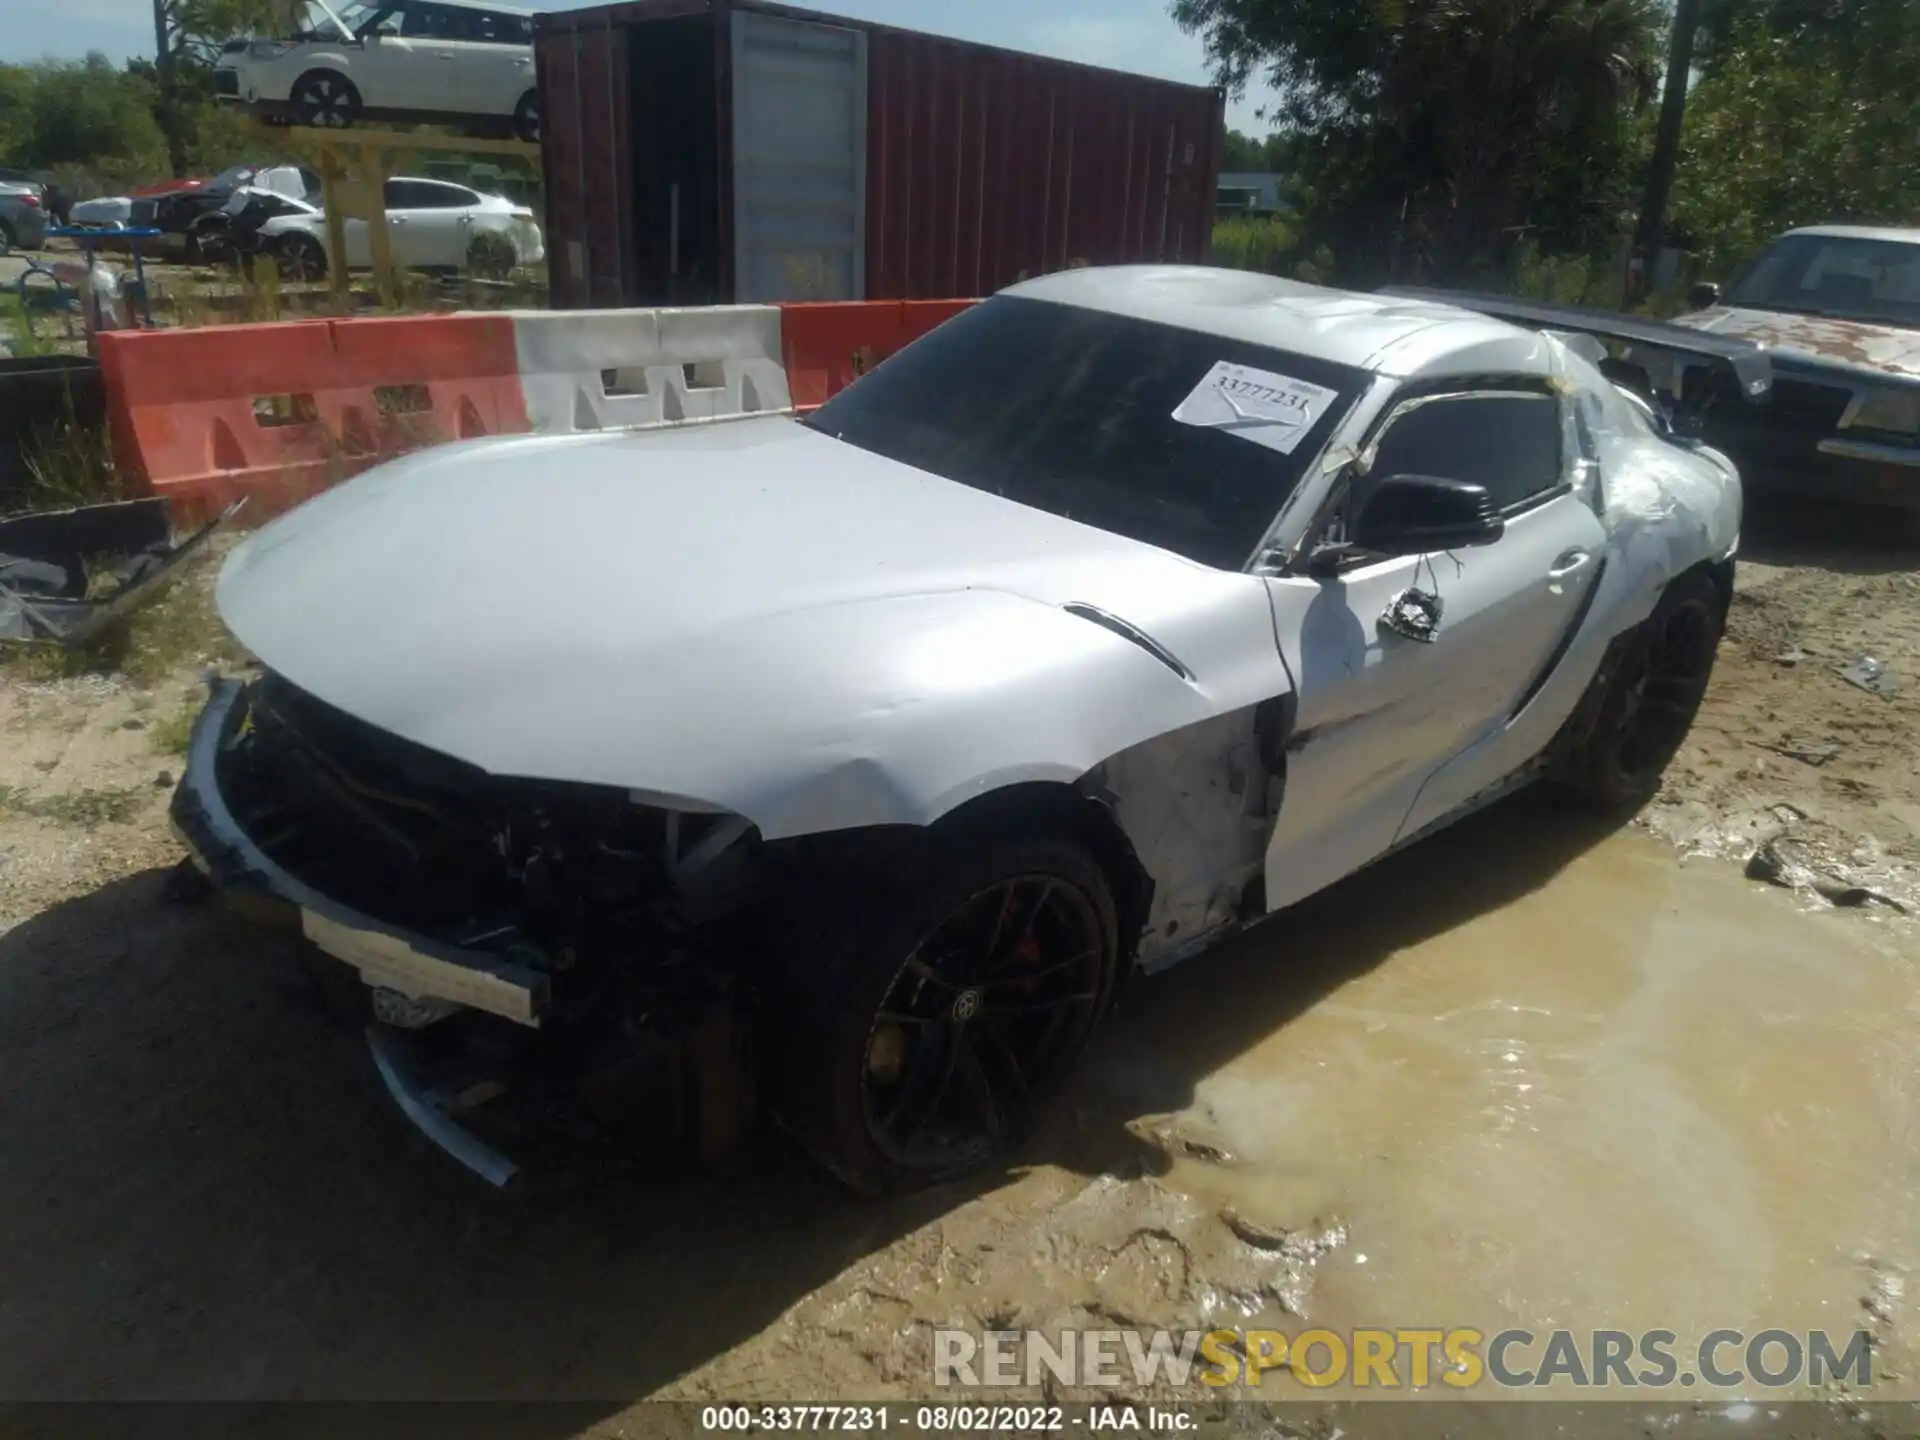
[1380,287,1775,410]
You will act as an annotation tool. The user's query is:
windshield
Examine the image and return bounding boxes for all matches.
[1727,234,1920,330]
[297,0,385,38]
[803,296,1366,570]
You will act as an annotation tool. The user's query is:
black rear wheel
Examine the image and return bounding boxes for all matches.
[513,91,540,144]
[1553,570,1725,810]
[764,833,1121,1192]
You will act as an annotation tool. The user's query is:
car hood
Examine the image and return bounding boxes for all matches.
[1677,306,1920,383]
[217,416,1284,837]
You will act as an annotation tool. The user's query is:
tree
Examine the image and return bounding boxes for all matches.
[0,57,167,172]
[1673,0,1920,276]
[151,0,289,175]
[1222,129,1294,172]
[1174,0,1664,285]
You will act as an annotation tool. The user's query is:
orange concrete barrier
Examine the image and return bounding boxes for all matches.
[777,299,976,411]
[96,301,981,527]
[99,314,529,525]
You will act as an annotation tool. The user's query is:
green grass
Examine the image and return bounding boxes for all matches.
[1212,215,1296,276]
[1,293,59,358]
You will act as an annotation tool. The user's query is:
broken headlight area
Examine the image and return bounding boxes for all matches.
[213,670,767,1028]
[187,669,769,1180]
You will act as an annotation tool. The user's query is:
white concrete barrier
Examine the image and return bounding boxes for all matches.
[510,305,793,434]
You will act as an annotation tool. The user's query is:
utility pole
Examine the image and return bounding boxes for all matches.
[1629,0,1703,303]
[152,0,190,178]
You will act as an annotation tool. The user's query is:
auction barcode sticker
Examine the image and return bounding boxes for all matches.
[1171,361,1340,455]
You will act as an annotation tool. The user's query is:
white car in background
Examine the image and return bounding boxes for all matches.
[259,175,543,278]
[214,0,540,141]
[69,195,134,229]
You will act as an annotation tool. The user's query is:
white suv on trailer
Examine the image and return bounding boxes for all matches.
[215,0,540,141]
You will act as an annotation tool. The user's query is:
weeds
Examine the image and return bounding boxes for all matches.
[148,697,200,756]
[0,782,150,828]
[15,415,128,513]
[1,293,58,357]
[113,543,249,685]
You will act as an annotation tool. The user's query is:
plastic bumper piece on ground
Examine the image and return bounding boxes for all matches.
[366,1024,520,1189]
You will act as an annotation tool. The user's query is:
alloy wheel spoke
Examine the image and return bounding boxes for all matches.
[984,990,1096,1019]
[974,1015,1032,1097]
[901,954,960,992]
[878,1022,958,1145]
[981,948,1097,989]
[953,1029,1002,1142]
[981,882,1022,964]
[985,879,1055,975]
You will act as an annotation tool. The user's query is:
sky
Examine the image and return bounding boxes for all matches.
[1,0,1283,134]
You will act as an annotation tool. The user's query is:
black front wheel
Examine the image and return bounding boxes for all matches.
[764,833,1121,1192]
[277,233,328,282]
[186,214,232,266]
[291,71,361,128]
[1554,570,1725,810]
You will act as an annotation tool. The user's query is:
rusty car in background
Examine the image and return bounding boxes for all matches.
[1676,225,1920,511]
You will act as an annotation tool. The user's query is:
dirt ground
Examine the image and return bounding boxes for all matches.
[0,498,1915,1429]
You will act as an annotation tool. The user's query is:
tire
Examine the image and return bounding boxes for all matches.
[761,830,1122,1193]
[513,90,539,144]
[186,214,230,266]
[277,232,328,282]
[0,220,14,257]
[291,70,361,128]
[1552,570,1725,811]
[465,230,516,281]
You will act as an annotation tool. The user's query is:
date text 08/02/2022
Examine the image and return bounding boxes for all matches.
[699,1405,1194,1432]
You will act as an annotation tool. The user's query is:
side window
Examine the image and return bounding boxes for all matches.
[1366,392,1564,513]
[391,180,474,209]
[472,11,527,43]
[400,3,460,39]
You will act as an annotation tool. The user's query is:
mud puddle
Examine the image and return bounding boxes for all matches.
[698,798,1917,1414]
[1067,799,1920,1400]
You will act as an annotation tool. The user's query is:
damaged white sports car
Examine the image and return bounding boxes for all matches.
[174,267,1742,1191]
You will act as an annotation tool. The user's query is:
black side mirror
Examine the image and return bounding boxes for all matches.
[1687,280,1721,311]
[1351,474,1505,556]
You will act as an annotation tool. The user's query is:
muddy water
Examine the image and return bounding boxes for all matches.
[1081,797,1920,1399]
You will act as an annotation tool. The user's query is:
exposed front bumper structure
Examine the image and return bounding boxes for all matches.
[172,676,548,1185]
[173,676,551,1027]
[173,675,755,1187]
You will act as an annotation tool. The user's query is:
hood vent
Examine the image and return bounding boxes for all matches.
[1061,603,1196,683]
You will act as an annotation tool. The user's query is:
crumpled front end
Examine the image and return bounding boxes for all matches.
[172,670,760,1183]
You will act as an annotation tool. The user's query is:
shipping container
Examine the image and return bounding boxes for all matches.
[536,0,1224,308]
